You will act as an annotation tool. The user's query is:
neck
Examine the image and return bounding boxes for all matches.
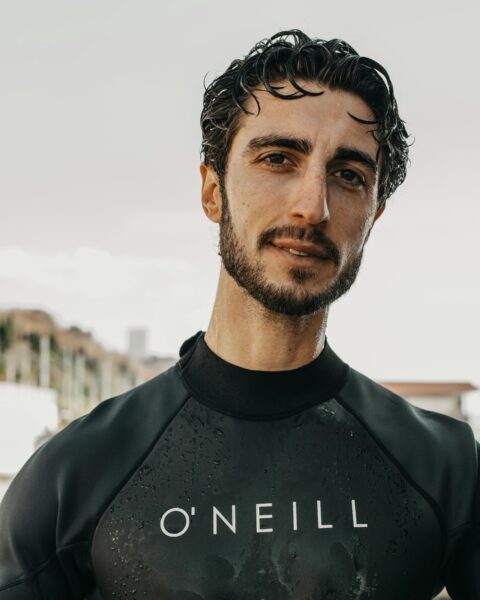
[204,268,329,371]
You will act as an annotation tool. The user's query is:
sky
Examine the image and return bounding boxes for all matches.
[1,0,479,384]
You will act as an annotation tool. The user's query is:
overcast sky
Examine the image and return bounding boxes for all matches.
[1,0,479,384]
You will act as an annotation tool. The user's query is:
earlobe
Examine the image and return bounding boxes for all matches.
[200,163,222,224]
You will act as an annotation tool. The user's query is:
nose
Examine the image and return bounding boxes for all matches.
[288,167,330,225]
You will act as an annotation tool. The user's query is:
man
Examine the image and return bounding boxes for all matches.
[0,30,478,600]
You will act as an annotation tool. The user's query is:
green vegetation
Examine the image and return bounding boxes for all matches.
[49,334,59,355]
[0,318,14,351]
[27,332,40,353]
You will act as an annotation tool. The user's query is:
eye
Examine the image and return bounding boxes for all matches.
[263,153,291,167]
[333,169,365,187]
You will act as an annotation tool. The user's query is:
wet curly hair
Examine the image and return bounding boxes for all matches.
[200,29,411,209]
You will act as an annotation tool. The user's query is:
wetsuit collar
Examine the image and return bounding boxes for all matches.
[176,331,349,420]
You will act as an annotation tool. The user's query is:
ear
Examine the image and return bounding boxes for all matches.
[372,204,385,224]
[200,163,222,224]
[364,203,385,243]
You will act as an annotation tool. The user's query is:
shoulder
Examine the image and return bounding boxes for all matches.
[0,365,190,584]
[15,364,189,478]
[337,367,474,448]
[336,368,477,533]
[52,363,189,456]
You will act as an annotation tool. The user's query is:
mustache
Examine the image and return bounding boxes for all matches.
[258,225,341,266]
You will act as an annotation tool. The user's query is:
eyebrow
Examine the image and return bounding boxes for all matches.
[242,135,378,176]
[242,135,312,156]
[333,147,378,176]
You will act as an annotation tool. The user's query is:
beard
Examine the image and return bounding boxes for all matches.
[218,184,365,317]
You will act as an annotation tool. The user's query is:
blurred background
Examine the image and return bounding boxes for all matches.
[0,3,479,594]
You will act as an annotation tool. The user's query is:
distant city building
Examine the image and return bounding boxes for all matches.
[0,309,176,425]
[0,382,58,475]
[381,381,477,422]
[128,328,148,360]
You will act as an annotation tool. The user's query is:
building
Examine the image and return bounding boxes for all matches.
[381,381,477,421]
[128,328,148,360]
[0,309,176,423]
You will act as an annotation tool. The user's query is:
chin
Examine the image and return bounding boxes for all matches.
[276,269,332,290]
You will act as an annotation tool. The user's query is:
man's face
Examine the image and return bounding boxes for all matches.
[205,81,383,316]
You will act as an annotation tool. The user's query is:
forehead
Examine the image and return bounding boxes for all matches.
[231,81,378,157]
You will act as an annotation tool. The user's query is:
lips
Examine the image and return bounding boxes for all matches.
[270,241,330,260]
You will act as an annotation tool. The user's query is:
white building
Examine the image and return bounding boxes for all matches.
[0,382,58,502]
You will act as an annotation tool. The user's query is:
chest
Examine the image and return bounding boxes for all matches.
[91,399,442,599]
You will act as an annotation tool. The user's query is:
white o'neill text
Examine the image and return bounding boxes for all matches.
[159,499,369,537]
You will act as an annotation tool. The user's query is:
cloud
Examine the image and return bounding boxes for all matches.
[0,246,217,355]
[0,246,189,299]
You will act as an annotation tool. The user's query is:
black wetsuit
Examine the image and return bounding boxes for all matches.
[0,331,478,599]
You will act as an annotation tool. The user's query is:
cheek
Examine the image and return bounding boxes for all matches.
[226,169,286,231]
[334,206,375,254]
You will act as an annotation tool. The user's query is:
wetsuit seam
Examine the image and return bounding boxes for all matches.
[336,394,451,600]
[88,389,191,570]
[333,394,448,549]
[0,541,89,591]
[0,381,190,593]
[447,521,476,538]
